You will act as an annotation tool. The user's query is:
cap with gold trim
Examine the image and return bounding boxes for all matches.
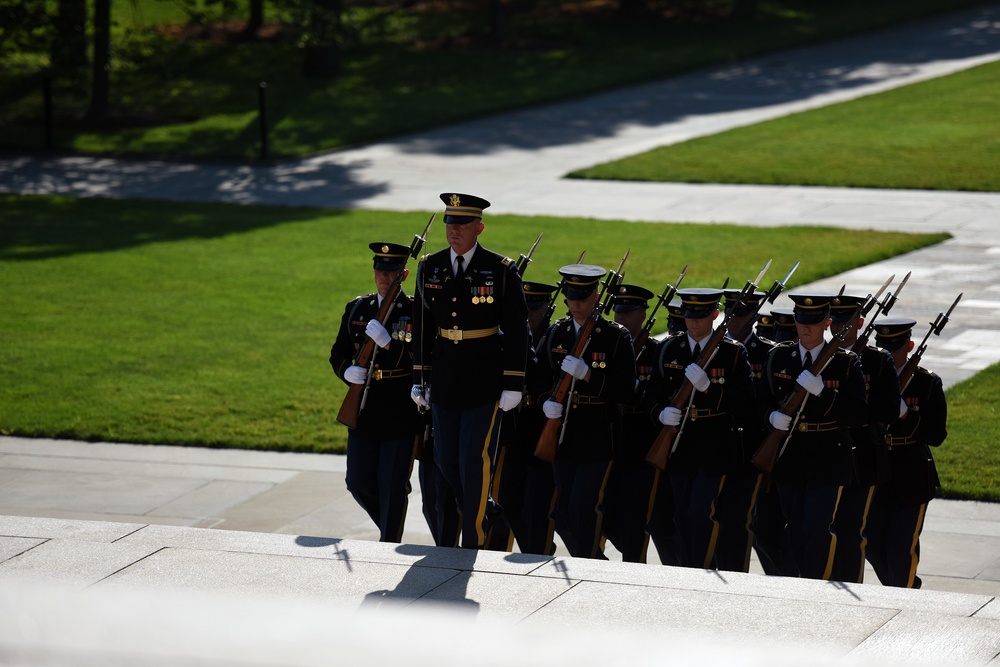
[677,288,722,319]
[612,284,655,313]
[667,298,687,334]
[771,308,798,342]
[440,192,490,224]
[724,289,767,316]
[788,292,836,325]
[559,264,606,300]
[523,281,558,309]
[829,294,865,324]
[874,317,917,351]
[369,242,409,271]
[756,312,776,340]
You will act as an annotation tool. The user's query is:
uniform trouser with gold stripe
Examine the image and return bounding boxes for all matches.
[603,459,657,563]
[670,469,726,569]
[432,401,503,549]
[346,433,416,543]
[553,460,613,559]
[418,458,460,548]
[714,467,761,573]
[864,493,927,588]
[777,483,843,580]
[830,484,876,583]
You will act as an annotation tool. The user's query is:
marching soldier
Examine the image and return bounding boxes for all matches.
[497,281,561,555]
[411,193,529,550]
[865,318,948,588]
[759,293,867,580]
[770,308,798,343]
[602,284,661,563]
[329,242,421,542]
[755,312,777,341]
[828,295,899,584]
[535,265,635,559]
[714,289,769,572]
[641,288,756,569]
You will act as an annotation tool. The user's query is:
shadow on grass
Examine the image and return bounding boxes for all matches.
[0,194,341,261]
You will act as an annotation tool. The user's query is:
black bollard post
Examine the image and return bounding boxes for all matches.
[258,81,269,161]
[43,75,53,151]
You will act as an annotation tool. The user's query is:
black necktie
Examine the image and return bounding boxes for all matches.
[455,255,465,280]
[692,343,701,360]
[803,351,812,369]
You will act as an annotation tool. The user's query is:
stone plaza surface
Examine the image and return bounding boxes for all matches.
[3,3,1000,664]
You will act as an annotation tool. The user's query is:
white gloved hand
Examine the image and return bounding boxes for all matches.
[659,406,682,426]
[410,384,429,410]
[365,319,392,348]
[542,400,563,419]
[561,355,589,380]
[797,370,824,397]
[685,363,711,393]
[899,398,908,419]
[499,390,522,412]
[769,411,792,431]
[344,365,367,385]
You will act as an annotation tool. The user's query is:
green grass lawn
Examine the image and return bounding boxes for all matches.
[0,0,986,159]
[938,363,1000,501]
[570,59,1000,192]
[0,193,949,455]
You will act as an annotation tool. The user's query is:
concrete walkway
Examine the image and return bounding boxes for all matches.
[3,4,1000,664]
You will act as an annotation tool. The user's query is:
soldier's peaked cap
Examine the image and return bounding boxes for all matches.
[559,264,606,300]
[677,288,722,319]
[523,281,558,308]
[829,294,866,323]
[724,289,767,314]
[440,193,490,224]
[369,242,409,271]
[788,292,836,325]
[613,284,655,312]
[875,317,917,351]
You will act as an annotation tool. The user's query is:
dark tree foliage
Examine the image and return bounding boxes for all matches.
[0,0,52,57]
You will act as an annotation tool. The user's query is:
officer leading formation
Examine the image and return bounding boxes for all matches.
[329,192,952,588]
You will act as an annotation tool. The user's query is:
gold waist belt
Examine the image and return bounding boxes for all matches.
[371,368,409,381]
[689,408,724,420]
[438,325,500,341]
[885,435,917,447]
[796,420,839,433]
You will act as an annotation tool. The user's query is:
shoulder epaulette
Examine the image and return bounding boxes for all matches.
[501,256,514,267]
[419,253,428,262]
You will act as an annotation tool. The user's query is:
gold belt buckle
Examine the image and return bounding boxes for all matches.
[372,369,383,380]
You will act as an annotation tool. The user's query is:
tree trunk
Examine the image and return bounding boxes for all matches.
[51,0,88,74]
[245,0,264,35]
[86,0,111,121]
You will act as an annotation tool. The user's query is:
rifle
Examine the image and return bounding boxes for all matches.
[336,213,435,428]
[632,263,690,356]
[645,261,771,471]
[534,250,630,463]
[731,260,799,343]
[898,293,962,393]
[852,271,909,354]
[751,286,871,474]
[515,232,543,278]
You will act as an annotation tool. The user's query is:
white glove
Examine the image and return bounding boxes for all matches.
[659,406,682,426]
[797,370,824,397]
[561,355,589,380]
[685,363,711,393]
[410,384,429,410]
[344,365,367,385]
[769,411,792,431]
[899,398,908,419]
[365,319,391,348]
[499,390,522,412]
[542,400,563,419]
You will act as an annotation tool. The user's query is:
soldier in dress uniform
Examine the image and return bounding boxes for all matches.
[759,293,867,580]
[411,193,529,550]
[714,289,768,572]
[497,281,560,555]
[828,295,899,584]
[641,288,756,569]
[602,284,662,563]
[865,318,947,588]
[534,265,635,559]
[329,242,421,542]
